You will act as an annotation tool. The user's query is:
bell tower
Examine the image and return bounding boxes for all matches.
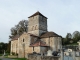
[28,11,47,36]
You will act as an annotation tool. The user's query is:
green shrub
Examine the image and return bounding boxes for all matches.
[11,52,18,56]
[0,54,2,56]
[12,58,27,60]
[11,52,15,55]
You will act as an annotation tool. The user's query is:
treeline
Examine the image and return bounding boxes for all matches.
[62,31,80,45]
[0,41,11,54]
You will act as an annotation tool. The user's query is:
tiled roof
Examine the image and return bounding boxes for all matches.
[28,11,47,18]
[28,33,39,37]
[11,34,19,40]
[30,40,48,47]
[40,32,62,38]
[11,32,27,41]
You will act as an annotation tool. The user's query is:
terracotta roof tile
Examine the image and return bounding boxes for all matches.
[28,33,39,37]
[11,32,27,41]
[30,40,48,47]
[11,34,19,40]
[40,32,62,38]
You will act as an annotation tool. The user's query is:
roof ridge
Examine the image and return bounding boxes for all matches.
[40,31,62,38]
[28,11,47,18]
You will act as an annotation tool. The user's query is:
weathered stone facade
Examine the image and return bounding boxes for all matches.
[18,32,33,58]
[10,11,62,58]
[28,55,60,60]
[11,40,19,55]
[28,12,47,36]
[41,37,62,51]
[10,34,20,55]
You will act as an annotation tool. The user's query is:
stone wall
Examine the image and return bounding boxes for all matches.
[28,14,47,36]
[28,55,60,60]
[76,57,80,60]
[18,32,33,58]
[41,37,62,51]
[34,47,40,53]
[11,40,18,55]
[8,55,18,58]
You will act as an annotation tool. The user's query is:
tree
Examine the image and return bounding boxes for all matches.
[62,31,80,45]
[62,38,67,45]
[16,20,28,34]
[62,33,72,45]
[11,27,17,36]
[0,42,8,54]
[9,20,28,38]
[66,33,72,39]
[72,31,80,43]
[6,41,11,53]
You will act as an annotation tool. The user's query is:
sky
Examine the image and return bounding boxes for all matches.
[0,0,80,43]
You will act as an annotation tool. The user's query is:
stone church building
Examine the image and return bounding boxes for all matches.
[10,11,62,58]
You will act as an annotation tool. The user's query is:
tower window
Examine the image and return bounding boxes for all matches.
[23,39,24,42]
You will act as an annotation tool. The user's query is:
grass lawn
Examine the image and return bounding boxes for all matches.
[12,58,27,60]
[0,54,2,56]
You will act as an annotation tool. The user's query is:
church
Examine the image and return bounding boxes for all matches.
[10,11,62,58]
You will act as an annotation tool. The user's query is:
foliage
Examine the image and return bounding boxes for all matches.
[62,31,80,45]
[0,41,11,55]
[62,33,72,45]
[68,43,78,45]
[72,31,80,43]
[11,52,18,56]
[12,58,26,60]
[0,54,2,56]
[11,52,15,55]
[6,41,11,54]
[9,20,28,39]
[0,42,8,54]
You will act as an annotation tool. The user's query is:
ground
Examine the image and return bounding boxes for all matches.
[0,56,12,60]
[0,56,26,60]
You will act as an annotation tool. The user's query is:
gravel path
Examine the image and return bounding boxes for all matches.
[1,58,14,60]
[0,56,14,60]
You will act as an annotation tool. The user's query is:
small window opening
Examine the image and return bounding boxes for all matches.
[33,47,34,51]
[23,39,24,42]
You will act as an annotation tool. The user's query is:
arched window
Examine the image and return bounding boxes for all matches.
[23,39,24,42]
